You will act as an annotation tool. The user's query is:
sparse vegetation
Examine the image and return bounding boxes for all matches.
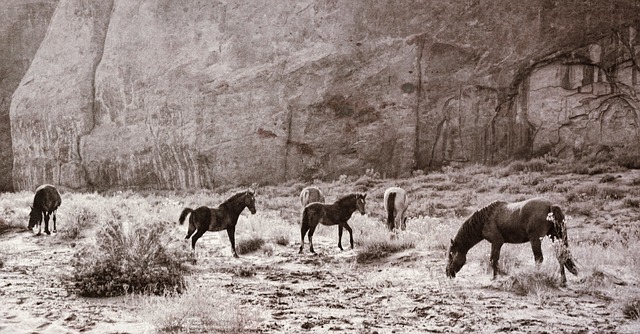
[2,157,640,332]
[140,285,258,333]
[236,236,266,255]
[356,237,416,263]
[623,298,640,320]
[69,219,191,297]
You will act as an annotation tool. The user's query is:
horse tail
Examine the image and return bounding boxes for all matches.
[386,192,396,231]
[550,205,578,276]
[178,208,193,225]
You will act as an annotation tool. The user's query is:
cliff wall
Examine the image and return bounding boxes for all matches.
[7,0,640,190]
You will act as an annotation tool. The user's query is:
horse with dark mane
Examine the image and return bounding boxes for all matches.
[300,186,325,207]
[446,197,578,284]
[384,187,409,231]
[179,189,256,257]
[299,193,366,254]
[29,184,62,235]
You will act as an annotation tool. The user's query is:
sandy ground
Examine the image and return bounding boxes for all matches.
[1,224,640,334]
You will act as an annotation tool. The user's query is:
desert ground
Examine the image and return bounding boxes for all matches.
[1,159,640,333]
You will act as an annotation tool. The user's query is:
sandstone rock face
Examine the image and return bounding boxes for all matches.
[0,0,58,191]
[8,0,640,190]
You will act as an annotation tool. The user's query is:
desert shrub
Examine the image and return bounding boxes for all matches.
[624,198,640,208]
[236,236,265,255]
[141,285,258,333]
[616,153,640,170]
[273,235,289,246]
[70,219,191,297]
[234,265,257,277]
[596,186,626,200]
[599,174,616,183]
[59,207,100,240]
[356,237,416,263]
[623,298,640,320]
[0,217,12,235]
[499,269,560,296]
[524,158,549,172]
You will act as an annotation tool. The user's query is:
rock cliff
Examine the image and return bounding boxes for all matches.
[0,0,58,191]
[7,0,640,190]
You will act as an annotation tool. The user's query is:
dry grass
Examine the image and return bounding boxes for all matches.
[137,284,260,333]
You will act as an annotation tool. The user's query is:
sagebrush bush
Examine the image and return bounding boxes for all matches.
[69,219,191,297]
[356,237,416,263]
[623,298,640,320]
[236,236,265,255]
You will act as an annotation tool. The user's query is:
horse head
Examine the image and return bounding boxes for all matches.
[244,189,257,214]
[28,206,41,229]
[355,193,367,215]
[446,239,467,278]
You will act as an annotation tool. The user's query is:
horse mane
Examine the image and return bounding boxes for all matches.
[453,200,505,250]
[335,193,361,205]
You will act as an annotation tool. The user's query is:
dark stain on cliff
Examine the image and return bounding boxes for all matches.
[257,128,278,138]
[326,95,355,117]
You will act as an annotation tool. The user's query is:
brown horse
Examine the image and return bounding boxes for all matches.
[29,184,62,235]
[179,189,256,257]
[299,193,366,254]
[446,197,578,284]
[300,186,325,207]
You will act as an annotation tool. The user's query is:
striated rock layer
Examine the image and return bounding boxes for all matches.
[8,0,640,190]
[0,0,58,191]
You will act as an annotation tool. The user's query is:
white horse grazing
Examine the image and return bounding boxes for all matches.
[383,187,409,231]
[300,186,325,207]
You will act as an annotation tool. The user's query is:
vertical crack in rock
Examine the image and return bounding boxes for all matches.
[283,105,293,181]
[77,0,114,189]
[413,35,427,170]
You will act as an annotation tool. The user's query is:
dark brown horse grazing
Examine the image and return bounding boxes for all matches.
[29,184,62,235]
[179,189,256,257]
[446,197,578,284]
[299,193,366,254]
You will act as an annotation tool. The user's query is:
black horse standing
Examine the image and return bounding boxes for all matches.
[29,184,62,235]
[299,193,366,254]
[179,189,256,257]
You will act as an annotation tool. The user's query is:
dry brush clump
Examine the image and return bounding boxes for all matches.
[69,219,192,297]
[139,285,259,333]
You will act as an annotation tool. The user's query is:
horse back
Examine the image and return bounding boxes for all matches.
[384,187,408,212]
[33,185,61,212]
[302,202,337,226]
[300,187,324,207]
[495,198,555,242]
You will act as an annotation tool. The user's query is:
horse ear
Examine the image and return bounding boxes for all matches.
[450,239,454,245]
[362,193,367,199]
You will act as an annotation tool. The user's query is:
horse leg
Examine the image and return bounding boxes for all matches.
[226,226,238,258]
[185,216,197,240]
[191,229,206,250]
[299,223,310,254]
[344,223,354,249]
[43,212,51,235]
[490,242,504,278]
[52,211,57,233]
[398,207,407,231]
[337,225,344,250]
[530,238,544,264]
[308,224,317,254]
